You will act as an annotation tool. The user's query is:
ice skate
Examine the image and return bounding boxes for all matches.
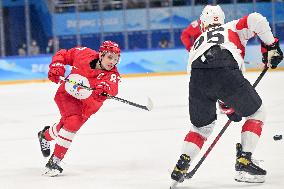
[38,126,51,157]
[43,155,63,177]
[234,143,266,183]
[171,154,191,183]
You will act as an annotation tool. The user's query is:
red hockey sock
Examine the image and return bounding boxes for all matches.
[242,119,263,137]
[182,131,207,160]
[184,131,206,149]
[44,120,64,141]
[51,115,85,160]
[53,128,76,160]
[53,144,68,160]
[241,119,263,153]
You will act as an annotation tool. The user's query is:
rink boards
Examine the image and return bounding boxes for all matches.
[0,44,284,85]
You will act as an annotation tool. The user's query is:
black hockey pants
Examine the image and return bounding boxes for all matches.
[188,47,262,128]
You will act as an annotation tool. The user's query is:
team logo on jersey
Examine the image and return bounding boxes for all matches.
[65,74,92,100]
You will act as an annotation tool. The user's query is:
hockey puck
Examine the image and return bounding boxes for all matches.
[273,135,282,141]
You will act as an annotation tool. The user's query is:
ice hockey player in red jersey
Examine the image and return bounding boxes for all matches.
[38,40,121,176]
[180,19,202,51]
[171,5,283,184]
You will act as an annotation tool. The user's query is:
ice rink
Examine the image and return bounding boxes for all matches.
[0,71,284,189]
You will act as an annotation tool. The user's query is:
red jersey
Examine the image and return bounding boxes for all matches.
[51,47,120,103]
[180,20,202,51]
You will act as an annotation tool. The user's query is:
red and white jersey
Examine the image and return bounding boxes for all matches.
[188,13,275,71]
[51,47,120,101]
[180,20,202,51]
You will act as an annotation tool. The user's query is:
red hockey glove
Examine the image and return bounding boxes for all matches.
[261,37,283,69]
[218,100,242,122]
[93,82,110,101]
[219,100,235,114]
[48,62,65,84]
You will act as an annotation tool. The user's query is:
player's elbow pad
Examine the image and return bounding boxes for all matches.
[52,49,68,63]
[247,12,274,45]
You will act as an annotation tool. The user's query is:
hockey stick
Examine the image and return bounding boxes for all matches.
[60,76,154,111]
[170,66,269,189]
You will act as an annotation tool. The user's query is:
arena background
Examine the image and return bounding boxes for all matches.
[1,1,284,189]
[0,0,283,83]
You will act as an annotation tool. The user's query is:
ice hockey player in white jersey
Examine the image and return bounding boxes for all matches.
[170,5,283,184]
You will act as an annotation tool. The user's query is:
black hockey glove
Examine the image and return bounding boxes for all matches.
[218,100,242,122]
[261,38,283,69]
[226,112,242,122]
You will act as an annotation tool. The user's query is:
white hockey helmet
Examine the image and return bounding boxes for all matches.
[200,5,225,31]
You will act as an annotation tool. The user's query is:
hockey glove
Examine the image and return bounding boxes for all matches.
[261,37,283,69]
[93,82,110,101]
[218,100,242,122]
[48,62,65,84]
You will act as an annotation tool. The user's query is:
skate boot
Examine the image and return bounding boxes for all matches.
[234,143,266,183]
[171,154,191,183]
[43,154,63,177]
[38,126,51,157]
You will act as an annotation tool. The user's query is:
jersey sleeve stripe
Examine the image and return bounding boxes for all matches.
[236,15,249,30]
[228,29,245,58]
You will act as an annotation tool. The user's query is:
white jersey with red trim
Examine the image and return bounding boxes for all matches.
[187,12,275,71]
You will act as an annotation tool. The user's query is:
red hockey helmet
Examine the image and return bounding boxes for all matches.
[99,40,121,55]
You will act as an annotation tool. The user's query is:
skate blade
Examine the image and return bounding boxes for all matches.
[170,180,178,189]
[42,168,61,177]
[235,171,265,183]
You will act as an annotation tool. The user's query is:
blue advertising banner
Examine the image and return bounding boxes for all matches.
[119,48,189,74]
[0,56,51,81]
[0,48,188,81]
[54,13,100,35]
[52,2,283,36]
[0,44,283,83]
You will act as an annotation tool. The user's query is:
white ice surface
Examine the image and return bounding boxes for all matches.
[0,72,284,189]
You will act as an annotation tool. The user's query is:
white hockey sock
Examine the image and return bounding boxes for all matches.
[241,119,263,153]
